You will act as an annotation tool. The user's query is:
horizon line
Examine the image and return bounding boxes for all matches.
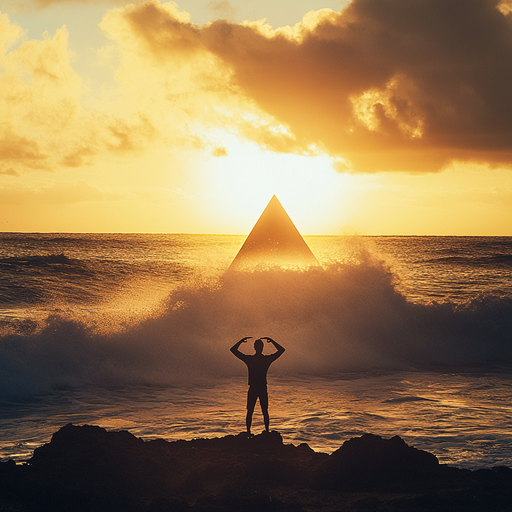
[0,231,510,237]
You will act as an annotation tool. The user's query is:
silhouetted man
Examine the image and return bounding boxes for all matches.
[230,336,285,435]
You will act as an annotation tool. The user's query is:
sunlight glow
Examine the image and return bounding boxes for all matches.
[199,132,354,234]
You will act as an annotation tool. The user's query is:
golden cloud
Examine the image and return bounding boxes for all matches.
[99,1,303,155]
[0,12,159,175]
[212,146,228,157]
[0,168,20,176]
[115,0,512,173]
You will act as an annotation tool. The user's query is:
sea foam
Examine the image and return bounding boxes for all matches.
[1,249,511,400]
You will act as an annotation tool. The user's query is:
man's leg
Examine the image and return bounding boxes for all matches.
[259,387,269,432]
[246,387,257,434]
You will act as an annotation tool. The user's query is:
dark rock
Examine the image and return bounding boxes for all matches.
[148,497,190,512]
[1,425,512,512]
[313,433,439,491]
[194,490,303,512]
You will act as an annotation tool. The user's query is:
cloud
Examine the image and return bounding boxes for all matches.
[212,146,228,157]
[499,0,512,14]
[99,1,303,155]
[0,168,20,177]
[116,0,512,173]
[0,12,159,175]
[1,3,284,180]
[0,132,46,168]
[3,0,512,176]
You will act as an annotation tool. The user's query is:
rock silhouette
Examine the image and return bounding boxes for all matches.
[1,424,512,511]
[314,433,439,490]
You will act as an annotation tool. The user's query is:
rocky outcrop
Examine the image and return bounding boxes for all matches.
[1,424,511,512]
[314,433,439,490]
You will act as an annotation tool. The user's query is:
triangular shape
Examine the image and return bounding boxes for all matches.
[229,195,319,270]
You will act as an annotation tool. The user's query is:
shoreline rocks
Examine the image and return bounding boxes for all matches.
[1,424,511,511]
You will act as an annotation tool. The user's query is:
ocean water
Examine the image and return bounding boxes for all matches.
[1,234,511,469]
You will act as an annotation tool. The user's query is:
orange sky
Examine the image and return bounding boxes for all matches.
[0,0,511,234]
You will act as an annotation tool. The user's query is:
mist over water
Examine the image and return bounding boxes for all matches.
[1,241,511,401]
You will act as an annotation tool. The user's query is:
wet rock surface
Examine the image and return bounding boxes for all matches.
[1,424,512,511]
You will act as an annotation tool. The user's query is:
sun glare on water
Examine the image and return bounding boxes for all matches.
[200,133,354,234]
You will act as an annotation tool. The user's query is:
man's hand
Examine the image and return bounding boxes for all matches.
[231,337,252,358]
[261,337,285,357]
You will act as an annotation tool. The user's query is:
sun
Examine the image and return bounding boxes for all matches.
[198,133,355,234]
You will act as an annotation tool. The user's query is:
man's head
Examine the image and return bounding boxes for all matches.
[254,338,264,354]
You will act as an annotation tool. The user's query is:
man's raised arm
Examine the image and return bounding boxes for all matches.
[230,337,252,360]
[262,337,285,359]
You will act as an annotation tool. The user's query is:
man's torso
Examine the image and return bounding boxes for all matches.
[240,353,278,387]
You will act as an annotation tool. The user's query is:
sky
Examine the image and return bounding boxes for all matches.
[0,0,511,235]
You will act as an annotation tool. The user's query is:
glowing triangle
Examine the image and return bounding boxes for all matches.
[229,195,319,270]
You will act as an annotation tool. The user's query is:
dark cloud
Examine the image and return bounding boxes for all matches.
[123,2,203,61]
[124,0,512,172]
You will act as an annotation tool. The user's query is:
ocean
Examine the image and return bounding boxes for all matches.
[1,234,511,469]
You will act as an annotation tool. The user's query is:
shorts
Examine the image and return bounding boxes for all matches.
[247,385,268,410]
